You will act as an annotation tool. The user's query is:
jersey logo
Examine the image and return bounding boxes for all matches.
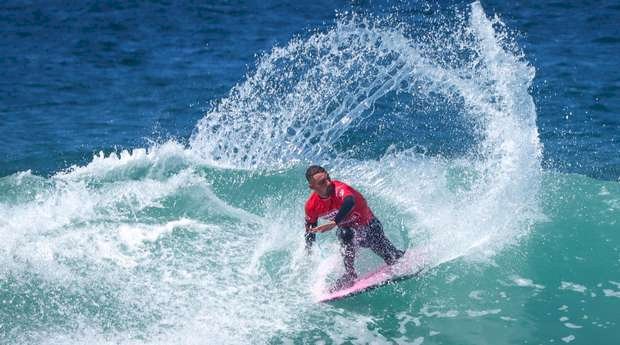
[318,209,339,221]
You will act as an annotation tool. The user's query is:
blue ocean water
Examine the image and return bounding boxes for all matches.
[1,1,619,345]
[1,1,618,179]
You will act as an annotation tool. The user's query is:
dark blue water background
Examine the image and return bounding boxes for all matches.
[1,0,618,179]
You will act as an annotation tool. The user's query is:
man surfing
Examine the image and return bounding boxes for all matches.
[304,165,404,291]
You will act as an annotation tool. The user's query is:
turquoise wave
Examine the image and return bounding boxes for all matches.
[0,148,617,344]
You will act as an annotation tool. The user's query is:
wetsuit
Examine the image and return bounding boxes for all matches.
[304,180,404,277]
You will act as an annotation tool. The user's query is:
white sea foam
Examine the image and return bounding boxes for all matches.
[602,289,620,298]
[420,305,460,318]
[511,276,545,289]
[564,323,583,329]
[559,281,587,293]
[469,290,484,300]
[561,335,576,343]
[466,309,501,317]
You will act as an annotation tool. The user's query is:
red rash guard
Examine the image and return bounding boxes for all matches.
[305,180,374,228]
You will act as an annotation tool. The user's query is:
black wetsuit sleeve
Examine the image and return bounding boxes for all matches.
[305,221,317,251]
[334,195,355,225]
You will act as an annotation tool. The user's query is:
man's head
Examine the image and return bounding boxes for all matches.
[306,165,333,198]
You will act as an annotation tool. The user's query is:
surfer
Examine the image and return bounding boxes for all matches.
[304,165,404,290]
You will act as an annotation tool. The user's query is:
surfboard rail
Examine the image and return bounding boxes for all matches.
[316,250,427,302]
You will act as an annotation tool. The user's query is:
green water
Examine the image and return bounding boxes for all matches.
[0,155,618,344]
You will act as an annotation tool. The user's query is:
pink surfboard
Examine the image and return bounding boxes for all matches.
[317,250,427,303]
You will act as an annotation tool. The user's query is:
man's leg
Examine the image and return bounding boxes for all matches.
[337,227,357,276]
[331,227,357,291]
[365,218,404,265]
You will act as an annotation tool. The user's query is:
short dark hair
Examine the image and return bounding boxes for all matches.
[305,165,327,182]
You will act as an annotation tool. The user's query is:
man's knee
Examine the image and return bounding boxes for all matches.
[366,221,387,244]
[366,219,404,264]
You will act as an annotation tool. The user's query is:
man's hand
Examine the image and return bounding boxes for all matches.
[308,221,337,233]
[305,222,317,255]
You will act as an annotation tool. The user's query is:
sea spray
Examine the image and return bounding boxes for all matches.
[191,1,543,265]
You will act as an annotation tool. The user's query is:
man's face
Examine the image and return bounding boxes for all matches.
[309,172,333,197]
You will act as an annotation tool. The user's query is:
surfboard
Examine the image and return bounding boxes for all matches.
[317,250,427,302]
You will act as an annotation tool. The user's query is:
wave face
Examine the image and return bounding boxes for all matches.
[1,2,618,345]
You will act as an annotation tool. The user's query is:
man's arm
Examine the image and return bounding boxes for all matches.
[334,195,355,225]
[305,221,317,254]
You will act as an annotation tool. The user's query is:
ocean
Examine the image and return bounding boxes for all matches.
[1,1,618,344]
